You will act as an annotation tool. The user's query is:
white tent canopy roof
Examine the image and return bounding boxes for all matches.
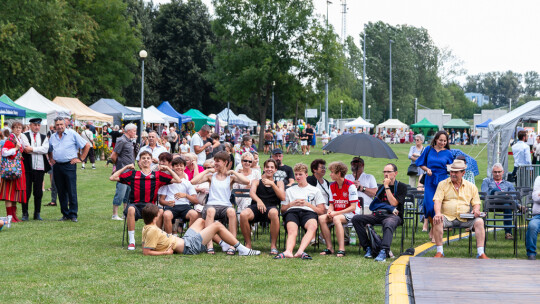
[126,106,166,124]
[237,114,257,127]
[15,87,71,117]
[148,106,177,124]
[344,116,374,128]
[486,100,540,176]
[208,114,227,126]
[376,119,408,130]
[217,108,246,126]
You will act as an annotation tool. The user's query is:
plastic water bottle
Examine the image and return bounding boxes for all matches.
[350,229,357,245]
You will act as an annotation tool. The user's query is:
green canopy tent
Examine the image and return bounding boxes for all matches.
[443,118,471,129]
[410,118,438,136]
[183,109,215,131]
[0,94,47,120]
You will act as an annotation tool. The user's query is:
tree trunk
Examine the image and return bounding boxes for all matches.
[257,85,271,151]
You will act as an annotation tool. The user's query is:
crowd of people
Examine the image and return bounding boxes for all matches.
[1,120,539,261]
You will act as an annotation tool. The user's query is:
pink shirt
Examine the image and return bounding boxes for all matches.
[184,165,204,180]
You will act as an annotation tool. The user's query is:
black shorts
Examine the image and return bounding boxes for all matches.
[283,209,317,227]
[124,203,161,220]
[248,204,278,223]
[265,141,273,145]
[163,204,192,221]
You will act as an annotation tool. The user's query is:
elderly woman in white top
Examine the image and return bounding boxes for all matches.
[233,152,261,212]
[408,134,425,187]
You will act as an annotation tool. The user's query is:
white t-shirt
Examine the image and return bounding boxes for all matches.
[81,129,93,144]
[179,143,190,153]
[344,173,377,214]
[321,133,330,143]
[275,130,284,141]
[330,130,337,140]
[190,132,206,166]
[283,184,325,212]
[158,178,197,206]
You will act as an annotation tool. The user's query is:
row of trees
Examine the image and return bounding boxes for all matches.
[2,0,537,143]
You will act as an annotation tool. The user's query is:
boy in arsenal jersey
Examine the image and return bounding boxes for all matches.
[318,162,358,257]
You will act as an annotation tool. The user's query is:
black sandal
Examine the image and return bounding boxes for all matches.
[45,202,57,207]
[320,249,334,255]
[336,250,346,257]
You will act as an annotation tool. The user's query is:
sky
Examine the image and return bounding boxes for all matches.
[151,0,540,77]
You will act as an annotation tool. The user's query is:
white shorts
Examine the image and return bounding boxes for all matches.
[301,140,308,146]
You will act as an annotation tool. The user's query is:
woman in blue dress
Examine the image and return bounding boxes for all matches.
[415,131,453,241]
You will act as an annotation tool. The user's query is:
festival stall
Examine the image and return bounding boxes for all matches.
[0,94,45,121]
[89,98,141,126]
[0,95,26,127]
[53,96,113,126]
[217,108,247,126]
[443,118,470,130]
[126,106,166,125]
[410,118,438,136]
[15,87,71,126]
[237,114,258,127]
[148,106,177,124]
[344,116,374,132]
[183,109,215,131]
[156,101,192,125]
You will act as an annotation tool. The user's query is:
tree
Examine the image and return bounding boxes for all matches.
[523,71,540,97]
[437,46,467,85]
[207,0,319,150]
[152,0,216,112]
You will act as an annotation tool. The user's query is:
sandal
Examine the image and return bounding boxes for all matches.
[300,252,312,260]
[273,253,286,259]
[320,249,334,255]
[45,202,57,207]
[206,248,215,255]
[270,248,279,255]
[336,250,346,257]
[226,248,236,256]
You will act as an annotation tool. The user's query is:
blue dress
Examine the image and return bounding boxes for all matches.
[415,147,453,218]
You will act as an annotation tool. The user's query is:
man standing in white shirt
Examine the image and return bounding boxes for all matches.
[344,157,377,214]
[190,125,213,166]
[136,130,168,171]
[511,130,532,183]
[21,118,50,221]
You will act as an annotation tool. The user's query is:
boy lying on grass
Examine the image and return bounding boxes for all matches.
[141,204,260,256]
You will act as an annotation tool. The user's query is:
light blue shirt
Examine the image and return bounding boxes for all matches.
[512,141,531,167]
[49,129,88,163]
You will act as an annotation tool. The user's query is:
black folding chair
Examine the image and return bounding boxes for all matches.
[484,198,518,257]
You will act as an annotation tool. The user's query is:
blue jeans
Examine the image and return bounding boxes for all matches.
[53,163,78,219]
[112,182,130,206]
[526,215,540,257]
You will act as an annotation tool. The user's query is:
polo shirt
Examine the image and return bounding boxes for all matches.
[119,170,173,204]
[49,129,88,162]
[433,178,481,222]
[113,134,134,170]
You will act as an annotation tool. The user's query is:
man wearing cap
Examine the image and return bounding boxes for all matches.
[272,148,294,186]
[432,159,488,259]
[344,157,377,214]
[21,118,51,221]
[48,117,90,222]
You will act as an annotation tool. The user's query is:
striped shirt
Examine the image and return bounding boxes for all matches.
[119,170,172,204]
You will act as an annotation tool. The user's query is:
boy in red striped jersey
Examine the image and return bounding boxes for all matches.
[110,151,182,251]
[318,161,358,257]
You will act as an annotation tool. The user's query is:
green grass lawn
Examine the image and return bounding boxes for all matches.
[0,142,532,303]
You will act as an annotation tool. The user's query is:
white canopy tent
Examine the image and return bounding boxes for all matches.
[344,116,374,128]
[208,114,227,126]
[126,106,166,124]
[238,114,258,127]
[217,108,247,126]
[15,87,71,125]
[376,119,408,131]
[148,106,177,124]
[487,100,540,177]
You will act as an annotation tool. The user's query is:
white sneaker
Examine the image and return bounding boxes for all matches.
[306,152,310,155]
[111,215,123,221]
[127,243,135,250]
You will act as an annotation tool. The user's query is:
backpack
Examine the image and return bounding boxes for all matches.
[366,224,386,258]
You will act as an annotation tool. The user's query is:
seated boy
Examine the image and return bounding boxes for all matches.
[275,163,325,260]
[191,151,249,254]
[141,204,260,256]
[239,159,285,254]
[110,150,182,251]
[158,157,200,234]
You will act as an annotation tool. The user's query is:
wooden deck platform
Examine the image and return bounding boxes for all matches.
[409,257,540,304]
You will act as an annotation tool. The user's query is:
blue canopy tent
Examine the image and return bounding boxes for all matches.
[90,98,141,125]
[0,98,26,117]
[475,118,492,128]
[156,101,192,125]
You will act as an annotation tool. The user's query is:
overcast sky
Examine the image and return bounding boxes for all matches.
[152,0,540,76]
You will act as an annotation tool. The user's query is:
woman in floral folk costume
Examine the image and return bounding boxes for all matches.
[1,122,27,222]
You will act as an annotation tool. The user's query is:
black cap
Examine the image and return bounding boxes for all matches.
[272,148,283,155]
[29,118,42,124]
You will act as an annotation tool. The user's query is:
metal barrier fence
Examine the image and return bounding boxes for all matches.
[517,165,540,188]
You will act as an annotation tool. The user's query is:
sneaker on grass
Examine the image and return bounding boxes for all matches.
[374,249,386,262]
[364,247,372,259]
[111,215,123,221]
[128,243,135,251]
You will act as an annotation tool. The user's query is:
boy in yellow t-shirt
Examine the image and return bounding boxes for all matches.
[141,204,260,256]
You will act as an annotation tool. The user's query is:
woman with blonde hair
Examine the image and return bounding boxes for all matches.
[233,152,261,212]
[183,153,203,181]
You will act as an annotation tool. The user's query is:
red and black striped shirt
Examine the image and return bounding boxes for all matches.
[119,170,173,204]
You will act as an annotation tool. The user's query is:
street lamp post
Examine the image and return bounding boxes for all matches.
[340,100,343,119]
[271,81,275,126]
[389,39,393,119]
[396,108,399,120]
[368,105,371,121]
[139,50,147,143]
[325,0,333,134]
[362,25,367,119]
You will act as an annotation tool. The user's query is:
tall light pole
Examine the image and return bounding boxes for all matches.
[389,39,394,119]
[396,108,399,120]
[368,104,371,121]
[139,50,147,142]
[340,100,343,119]
[362,25,367,119]
[271,81,275,126]
[325,0,332,134]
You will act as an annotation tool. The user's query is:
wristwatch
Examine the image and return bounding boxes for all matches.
[361,186,366,192]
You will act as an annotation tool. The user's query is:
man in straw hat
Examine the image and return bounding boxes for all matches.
[432,159,488,259]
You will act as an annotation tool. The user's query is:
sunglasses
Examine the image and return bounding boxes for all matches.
[204,167,212,169]
[243,160,253,163]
